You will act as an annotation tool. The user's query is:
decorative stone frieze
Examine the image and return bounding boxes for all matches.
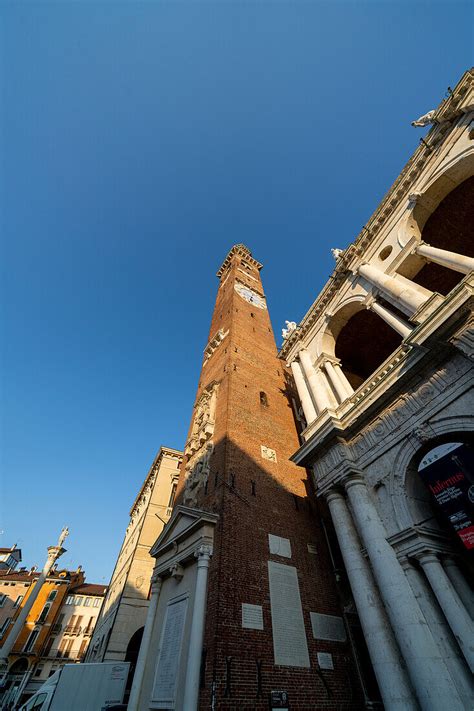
[184,381,219,459]
[202,329,229,366]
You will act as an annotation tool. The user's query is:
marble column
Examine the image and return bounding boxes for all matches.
[401,557,474,709]
[332,361,354,398]
[290,360,317,424]
[323,360,351,403]
[344,474,464,710]
[298,349,330,413]
[127,574,163,711]
[358,263,429,314]
[182,545,212,711]
[443,557,474,620]
[415,242,474,275]
[368,300,413,338]
[325,490,416,710]
[417,552,474,672]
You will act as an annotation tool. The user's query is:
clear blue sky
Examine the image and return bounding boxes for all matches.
[1,1,471,583]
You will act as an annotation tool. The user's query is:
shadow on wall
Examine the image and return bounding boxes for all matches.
[170,431,380,710]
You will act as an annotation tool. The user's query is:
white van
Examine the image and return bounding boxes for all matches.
[17,662,129,711]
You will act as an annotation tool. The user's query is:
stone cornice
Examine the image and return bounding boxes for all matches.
[129,446,183,516]
[387,525,455,559]
[216,244,263,278]
[280,68,474,359]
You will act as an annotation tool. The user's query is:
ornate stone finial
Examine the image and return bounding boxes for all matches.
[58,527,69,547]
[281,320,297,339]
[411,110,436,127]
[331,248,344,260]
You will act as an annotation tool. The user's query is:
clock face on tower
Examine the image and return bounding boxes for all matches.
[234,282,267,309]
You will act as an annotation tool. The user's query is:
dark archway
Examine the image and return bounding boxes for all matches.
[123,626,144,702]
[411,177,474,295]
[335,309,403,389]
[8,658,28,674]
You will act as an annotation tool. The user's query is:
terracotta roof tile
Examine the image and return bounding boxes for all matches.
[71,583,107,596]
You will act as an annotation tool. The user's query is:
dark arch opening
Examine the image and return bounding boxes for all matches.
[335,309,403,389]
[8,658,28,674]
[123,626,144,702]
[411,176,474,295]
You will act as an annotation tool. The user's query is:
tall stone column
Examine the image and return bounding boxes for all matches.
[127,573,163,711]
[325,490,416,710]
[367,299,413,338]
[401,557,474,708]
[290,360,317,424]
[344,474,464,710]
[417,552,474,672]
[182,545,212,710]
[299,349,331,413]
[331,361,354,398]
[415,242,474,275]
[0,528,68,667]
[443,557,474,619]
[322,360,351,403]
[358,263,429,314]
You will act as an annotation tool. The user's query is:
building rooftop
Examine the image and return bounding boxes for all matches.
[71,583,107,597]
[0,568,76,583]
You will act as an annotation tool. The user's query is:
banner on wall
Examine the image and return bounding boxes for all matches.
[418,442,474,551]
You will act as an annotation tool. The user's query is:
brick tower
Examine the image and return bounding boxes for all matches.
[171,244,364,709]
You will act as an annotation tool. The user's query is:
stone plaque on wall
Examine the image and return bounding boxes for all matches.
[261,445,277,462]
[242,603,264,630]
[310,612,346,642]
[268,561,310,668]
[152,596,187,706]
[317,652,334,670]
[268,534,292,558]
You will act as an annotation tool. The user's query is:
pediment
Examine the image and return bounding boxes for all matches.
[150,505,218,558]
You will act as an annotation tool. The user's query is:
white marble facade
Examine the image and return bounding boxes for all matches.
[281,69,474,711]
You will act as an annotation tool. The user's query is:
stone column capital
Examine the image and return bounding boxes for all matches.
[398,555,416,572]
[316,353,342,369]
[195,544,213,563]
[47,545,66,561]
[441,555,460,568]
[150,572,163,592]
[324,488,346,505]
[341,471,366,492]
[415,550,440,566]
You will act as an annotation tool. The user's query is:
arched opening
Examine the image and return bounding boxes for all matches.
[404,177,474,295]
[335,309,403,389]
[123,626,144,702]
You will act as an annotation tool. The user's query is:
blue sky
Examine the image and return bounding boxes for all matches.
[1,1,471,583]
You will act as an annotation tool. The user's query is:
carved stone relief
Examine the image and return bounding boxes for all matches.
[261,445,277,463]
[315,355,471,482]
[183,442,214,506]
[183,381,219,506]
